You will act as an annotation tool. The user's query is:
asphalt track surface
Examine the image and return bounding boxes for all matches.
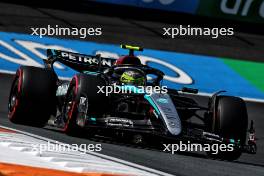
[0,2,264,176]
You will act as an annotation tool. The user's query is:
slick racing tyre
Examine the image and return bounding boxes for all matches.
[63,73,107,136]
[208,96,248,161]
[8,66,57,127]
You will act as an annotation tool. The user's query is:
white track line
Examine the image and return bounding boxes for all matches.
[0,125,174,176]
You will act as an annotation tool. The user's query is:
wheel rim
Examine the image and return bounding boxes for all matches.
[8,77,19,118]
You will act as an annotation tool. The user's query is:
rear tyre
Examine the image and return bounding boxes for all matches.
[8,66,57,127]
[63,73,107,136]
[208,96,248,161]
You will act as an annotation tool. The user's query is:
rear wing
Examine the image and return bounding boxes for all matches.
[45,49,116,72]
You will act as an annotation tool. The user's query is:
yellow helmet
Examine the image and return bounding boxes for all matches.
[120,70,146,86]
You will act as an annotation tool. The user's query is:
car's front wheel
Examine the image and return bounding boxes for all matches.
[62,73,107,136]
[207,96,248,161]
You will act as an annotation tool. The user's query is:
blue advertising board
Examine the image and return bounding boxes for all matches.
[95,0,199,14]
[0,31,263,100]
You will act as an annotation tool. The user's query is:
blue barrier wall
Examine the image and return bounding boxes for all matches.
[95,0,199,14]
[0,32,263,100]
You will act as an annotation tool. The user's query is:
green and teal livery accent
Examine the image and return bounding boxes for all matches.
[144,94,161,115]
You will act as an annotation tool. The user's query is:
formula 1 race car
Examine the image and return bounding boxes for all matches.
[8,45,257,160]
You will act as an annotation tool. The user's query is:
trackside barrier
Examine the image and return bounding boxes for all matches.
[0,31,263,100]
[94,0,264,24]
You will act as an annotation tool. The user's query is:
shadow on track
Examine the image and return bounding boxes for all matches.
[43,125,264,167]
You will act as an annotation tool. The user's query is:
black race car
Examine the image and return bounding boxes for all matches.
[8,45,256,160]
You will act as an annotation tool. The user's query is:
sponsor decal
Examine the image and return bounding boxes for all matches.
[157,98,169,104]
[197,0,264,24]
[96,0,264,24]
[59,51,114,67]
[105,118,134,127]
[220,0,264,19]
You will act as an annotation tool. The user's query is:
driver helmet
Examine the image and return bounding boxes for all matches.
[120,70,146,86]
[114,56,141,65]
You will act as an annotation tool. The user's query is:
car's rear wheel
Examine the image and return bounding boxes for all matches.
[63,73,107,136]
[8,66,57,127]
[207,96,248,160]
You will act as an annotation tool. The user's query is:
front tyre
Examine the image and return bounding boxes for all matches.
[208,96,248,161]
[63,73,107,136]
